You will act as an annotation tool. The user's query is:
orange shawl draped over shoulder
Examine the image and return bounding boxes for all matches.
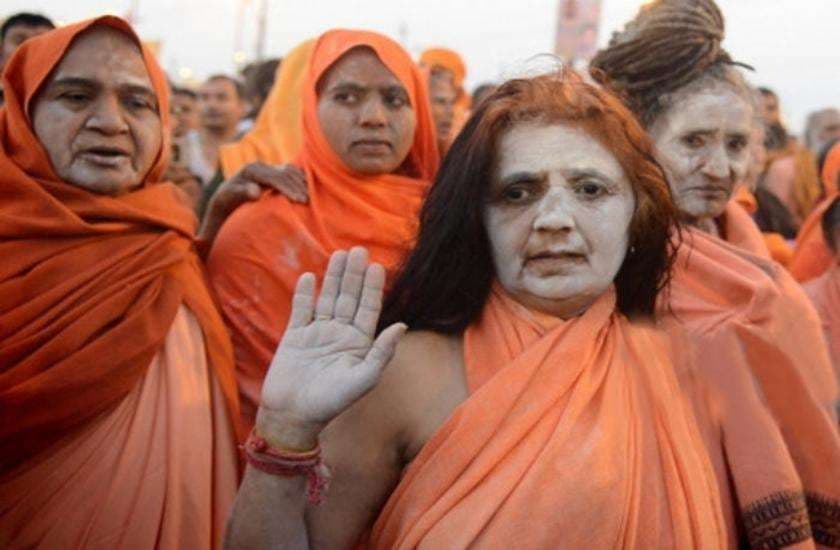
[721,198,772,258]
[218,39,315,178]
[369,288,725,549]
[789,142,840,282]
[208,29,438,434]
[804,266,840,380]
[663,229,840,546]
[0,17,239,472]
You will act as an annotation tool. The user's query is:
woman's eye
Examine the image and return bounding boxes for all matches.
[576,181,606,199]
[334,92,358,104]
[127,97,152,110]
[728,137,748,153]
[502,186,532,203]
[387,95,407,108]
[682,134,705,149]
[61,92,89,104]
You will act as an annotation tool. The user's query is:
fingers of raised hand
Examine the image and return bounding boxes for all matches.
[314,250,348,321]
[333,247,370,323]
[353,263,386,337]
[287,272,316,329]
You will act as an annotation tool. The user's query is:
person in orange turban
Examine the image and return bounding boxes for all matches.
[0,17,241,548]
[789,140,840,282]
[207,29,439,437]
[225,69,731,550]
[420,47,470,155]
[803,196,840,380]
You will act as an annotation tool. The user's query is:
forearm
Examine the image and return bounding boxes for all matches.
[224,466,310,550]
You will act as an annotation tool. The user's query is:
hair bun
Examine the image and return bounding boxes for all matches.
[591,0,733,120]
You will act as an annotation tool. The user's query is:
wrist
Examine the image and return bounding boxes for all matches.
[255,407,324,452]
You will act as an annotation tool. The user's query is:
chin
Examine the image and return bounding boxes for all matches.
[67,174,142,196]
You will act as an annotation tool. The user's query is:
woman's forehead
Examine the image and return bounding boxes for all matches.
[317,47,403,91]
[49,27,152,88]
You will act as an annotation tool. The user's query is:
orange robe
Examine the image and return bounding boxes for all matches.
[662,229,840,545]
[730,187,793,264]
[0,17,239,548]
[208,29,439,436]
[804,265,840,380]
[369,288,726,548]
[218,39,315,178]
[789,142,840,282]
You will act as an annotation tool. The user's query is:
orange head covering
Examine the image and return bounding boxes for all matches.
[218,38,315,178]
[207,29,438,434]
[419,47,466,91]
[0,16,239,472]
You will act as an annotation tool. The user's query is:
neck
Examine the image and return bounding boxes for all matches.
[682,213,720,237]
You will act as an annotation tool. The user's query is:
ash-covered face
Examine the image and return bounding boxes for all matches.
[650,87,753,224]
[30,27,162,196]
[484,123,635,319]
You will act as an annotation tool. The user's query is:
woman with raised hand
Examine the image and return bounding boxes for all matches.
[224,71,730,549]
[206,29,439,436]
[591,0,840,545]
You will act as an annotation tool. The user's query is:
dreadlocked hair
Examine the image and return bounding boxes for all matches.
[590,0,751,127]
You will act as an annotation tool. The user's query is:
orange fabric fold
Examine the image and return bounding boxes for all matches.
[721,199,771,258]
[789,143,840,282]
[0,16,239,472]
[804,265,840,380]
[218,39,315,178]
[369,288,726,549]
[663,229,840,544]
[208,29,438,435]
[1,307,238,549]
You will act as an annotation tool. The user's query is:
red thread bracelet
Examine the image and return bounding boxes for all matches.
[243,431,331,505]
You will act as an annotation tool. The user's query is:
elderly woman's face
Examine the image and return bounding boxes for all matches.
[484,123,635,318]
[31,28,162,195]
[649,87,752,223]
[317,48,416,175]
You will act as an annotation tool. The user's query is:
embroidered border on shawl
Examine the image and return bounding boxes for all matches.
[742,491,812,549]
[807,492,840,548]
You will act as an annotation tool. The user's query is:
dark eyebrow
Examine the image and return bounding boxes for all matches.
[499,170,545,186]
[121,84,157,99]
[685,129,717,137]
[564,168,613,182]
[48,77,99,91]
[329,81,367,93]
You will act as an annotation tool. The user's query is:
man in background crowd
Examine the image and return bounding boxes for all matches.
[240,57,281,131]
[0,12,55,105]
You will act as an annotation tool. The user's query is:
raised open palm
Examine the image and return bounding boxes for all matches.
[260,247,406,430]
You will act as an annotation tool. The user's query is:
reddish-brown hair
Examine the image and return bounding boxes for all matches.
[381,69,678,331]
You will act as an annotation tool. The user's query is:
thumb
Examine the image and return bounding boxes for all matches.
[362,323,407,376]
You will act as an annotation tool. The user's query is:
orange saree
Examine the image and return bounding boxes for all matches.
[369,288,726,548]
[0,16,239,548]
[208,29,439,435]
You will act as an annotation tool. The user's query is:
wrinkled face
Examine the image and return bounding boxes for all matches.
[31,28,162,195]
[1,23,53,65]
[485,123,636,319]
[171,92,199,137]
[812,110,840,153]
[650,88,752,223]
[428,73,456,142]
[317,47,416,175]
[198,78,244,133]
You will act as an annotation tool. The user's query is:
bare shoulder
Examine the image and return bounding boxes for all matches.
[307,330,466,548]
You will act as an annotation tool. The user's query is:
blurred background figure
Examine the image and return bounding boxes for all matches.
[240,57,281,131]
[184,74,246,186]
[804,108,840,160]
[0,12,54,105]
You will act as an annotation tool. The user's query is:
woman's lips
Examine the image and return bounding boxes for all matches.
[78,148,130,168]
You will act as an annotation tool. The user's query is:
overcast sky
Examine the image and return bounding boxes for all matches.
[4,0,837,133]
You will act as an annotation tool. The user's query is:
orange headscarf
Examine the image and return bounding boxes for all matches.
[370,287,726,548]
[788,142,840,282]
[0,16,239,472]
[663,229,840,544]
[218,39,316,178]
[208,29,438,434]
[419,47,470,139]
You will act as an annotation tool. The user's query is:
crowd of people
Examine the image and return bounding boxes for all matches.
[1,1,839,548]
